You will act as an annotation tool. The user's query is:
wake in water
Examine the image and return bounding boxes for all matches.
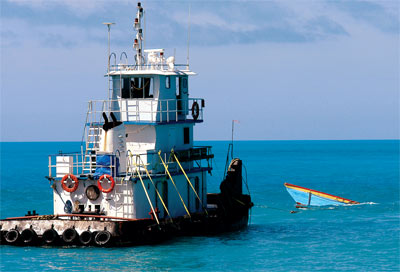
[255,202,378,213]
[293,202,379,211]
[255,205,298,213]
[354,202,378,205]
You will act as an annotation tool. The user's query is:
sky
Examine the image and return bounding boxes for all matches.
[0,0,399,141]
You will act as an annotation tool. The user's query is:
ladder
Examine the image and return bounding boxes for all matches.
[124,100,139,121]
[114,180,135,218]
[83,125,102,173]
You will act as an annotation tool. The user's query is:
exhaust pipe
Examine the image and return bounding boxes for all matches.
[62,228,78,244]
[5,229,20,244]
[79,230,93,246]
[21,228,38,245]
[94,230,112,246]
[42,229,59,245]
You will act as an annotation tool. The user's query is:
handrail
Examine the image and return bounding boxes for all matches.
[48,146,213,178]
[135,154,173,221]
[48,152,117,178]
[171,150,208,215]
[108,63,189,73]
[86,98,204,124]
[109,53,117,67]
[120,52,128,65]
[157,150,191,218]
[133,162,160,225]
[87,97,203,103]
[50,146,212,160]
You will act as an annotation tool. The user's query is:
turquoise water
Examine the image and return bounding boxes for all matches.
[1,140,399,271]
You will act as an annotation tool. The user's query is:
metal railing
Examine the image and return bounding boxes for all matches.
[109,64,189,73]
[86,98,204,124]
[48,146,213,178]
[48,152,121,178]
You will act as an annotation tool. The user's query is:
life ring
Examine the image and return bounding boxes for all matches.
[191,101,200,120]
[97,174,115,193]
[61,174,79,193]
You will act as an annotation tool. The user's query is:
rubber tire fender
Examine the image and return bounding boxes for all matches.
[94,230,112,246]
[5,229,20,244]
[21,228,38,245]
[62,228,78,244]
[42,229,59,245]
[79,230,93,246]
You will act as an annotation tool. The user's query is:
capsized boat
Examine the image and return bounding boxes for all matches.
[284,183,359,207]
[0,2,253,247]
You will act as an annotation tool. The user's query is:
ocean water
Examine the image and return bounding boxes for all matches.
[0,140,399,271]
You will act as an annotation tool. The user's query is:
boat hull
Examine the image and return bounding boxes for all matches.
[284,183,359,206]
[0,193,252,247]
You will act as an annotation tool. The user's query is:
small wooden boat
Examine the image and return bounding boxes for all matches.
[284,183,359,207]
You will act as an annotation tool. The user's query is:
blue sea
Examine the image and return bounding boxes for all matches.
[1,140,399,271]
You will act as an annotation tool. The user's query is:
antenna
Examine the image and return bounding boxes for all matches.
[103,22,115,109]
[186,3,191,70]
[224,120,239,178]
[143,7,146,54]
[133,2,144,69]
[103,22,115,73]
[231,120,239,158]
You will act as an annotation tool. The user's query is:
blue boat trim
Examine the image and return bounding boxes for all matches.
[284,182,359,206]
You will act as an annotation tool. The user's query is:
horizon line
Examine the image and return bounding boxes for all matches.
[1,139,399,143]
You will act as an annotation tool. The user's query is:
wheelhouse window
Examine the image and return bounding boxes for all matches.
[180,76,188,95]
[121,77,153,99]
[182,77,188,89]
[165,76,170,89]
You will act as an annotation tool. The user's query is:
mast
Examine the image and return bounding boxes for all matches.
[133,2,144,69]
[186,4,191,70]
[103,22,115,108]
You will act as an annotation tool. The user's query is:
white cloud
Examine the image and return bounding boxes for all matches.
[5,0,128,16]
[1,17,104,48]
[171,10,259,33]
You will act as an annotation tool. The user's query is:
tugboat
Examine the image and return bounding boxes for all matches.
[0,2,253,247]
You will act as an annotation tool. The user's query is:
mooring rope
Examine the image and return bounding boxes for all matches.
[256,205,298,214]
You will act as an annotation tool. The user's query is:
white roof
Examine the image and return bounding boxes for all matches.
[107,69,196,76]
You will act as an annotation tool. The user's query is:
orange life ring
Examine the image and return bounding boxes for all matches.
[97,174,115,193]
[192,101,200,120]
[61,174,79,193]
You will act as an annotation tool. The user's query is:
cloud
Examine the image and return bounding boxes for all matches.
[171,10,258,33]
[327,0,399,33]
[1,0,398,49]
[0,18,104,48]
[5,0,110,16]
[1,1,398,141]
